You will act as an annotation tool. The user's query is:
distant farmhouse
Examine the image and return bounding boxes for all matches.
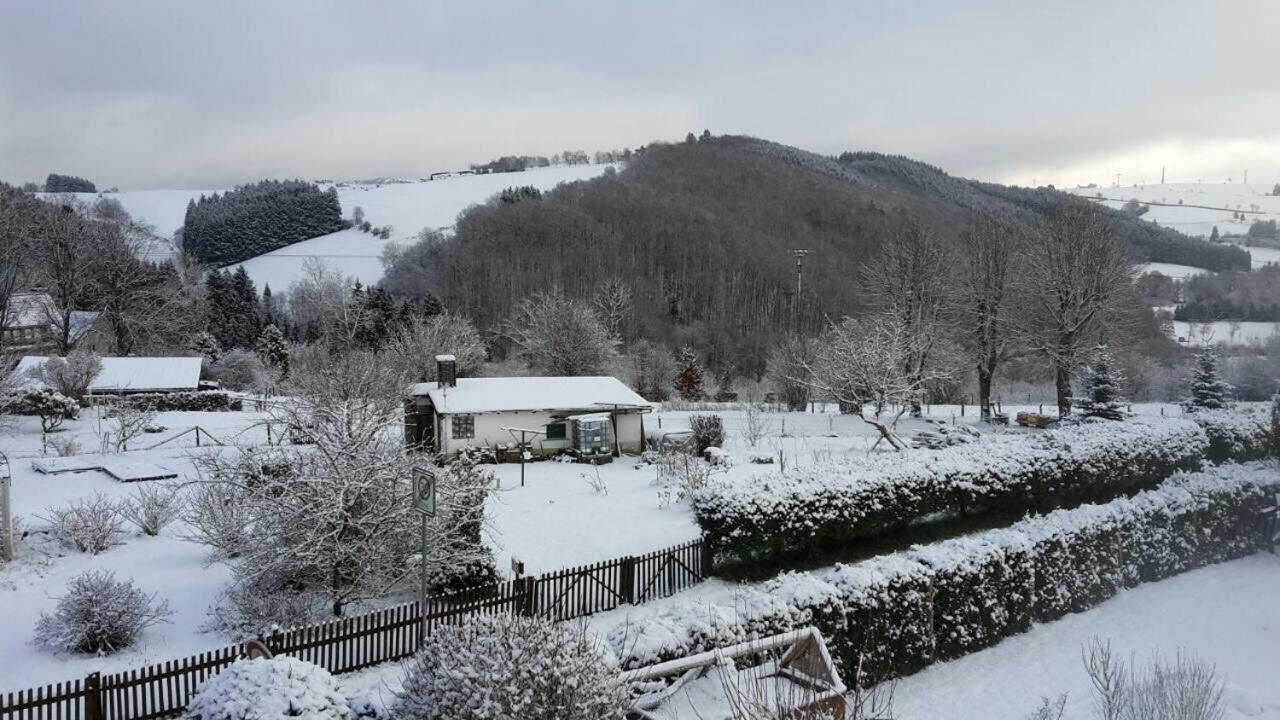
[1,292,110,355]
[405,355,652,458]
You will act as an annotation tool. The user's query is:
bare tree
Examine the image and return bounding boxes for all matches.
[1021,205,1136,415]
[592,276,632,343]
[954,213,1026,422]
[386,311,486,383]
[500,290,618,376]
[803,314,952,450]
[27,350,102,403]
[862,214,949,417]
[0,186,35,358]
[33,204,97,355]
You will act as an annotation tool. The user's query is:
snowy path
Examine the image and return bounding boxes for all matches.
[891,553,1280,720]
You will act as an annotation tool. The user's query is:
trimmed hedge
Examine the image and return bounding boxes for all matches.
[692,417,1208,566]
[90,391,243,412]
[1187,407,1272,464]
[612,462,1277,682]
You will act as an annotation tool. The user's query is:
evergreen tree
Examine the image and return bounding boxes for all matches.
[713,363,737,402]
[256,324,290,378]
[1074,345,1127,420]
[191,331,222,365]
[673,346,704,401]
[1270,388,1280,461]
[1182,348,1233,411]
[1209,225,1219,243]
[261,284,276,326]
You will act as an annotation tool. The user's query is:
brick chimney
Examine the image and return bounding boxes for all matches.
[436,354,457,388]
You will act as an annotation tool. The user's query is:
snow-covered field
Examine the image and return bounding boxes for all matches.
[891,553,1280,720]
[1067,182,1280,271]
[46,165,611,290]
[1171,319,1280,347]
[1139,261,1211,279]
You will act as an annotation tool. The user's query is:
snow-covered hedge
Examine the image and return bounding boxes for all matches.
[1186,407,1273,464]
[617,462,1277,681]
[692,417,1207,566]
[90,391,243,412]
[184,657,349,720]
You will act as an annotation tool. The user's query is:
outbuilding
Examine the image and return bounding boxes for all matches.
[12,355,203,395]
[405,355,652,457]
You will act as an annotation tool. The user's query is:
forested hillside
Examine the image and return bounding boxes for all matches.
[381,136,1228,376]
[182,180,343,266]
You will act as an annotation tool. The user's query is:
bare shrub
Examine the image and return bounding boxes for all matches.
[181,477,252,562]
[739,402,777,448]
[1081,637,1226,720]
[40,493,124,554]
[581,465,608,495]
[714,654,895,719]
[394,615,627,720]
[654,450,722,506]
[47,435,81,457]
[1027,695,1068,720]
[99,400,158,453]
[34,570,171,654]
[120,483,184,536]
[209,349,264,391]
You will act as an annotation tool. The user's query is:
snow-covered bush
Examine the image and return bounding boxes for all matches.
[394,614,628,720]
[1186,406,1272,464]
[1081,638,1226,720]
[655,450,722,507]
[21,388,80,433]
[26,350,102,403]
[34,571,171,654]
[120,483,185,536]
[184,656,349,720]
[617,462,1277,683]
[209,349,265,392]
[689,414,725,453]
[693,417,1207,567]
[41,493,125,554]
[47,435,81,457]
[93,391,243,412]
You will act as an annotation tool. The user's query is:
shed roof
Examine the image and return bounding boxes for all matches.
[4,293,56,328]
[408,376,651,415]
[13,355,203,393]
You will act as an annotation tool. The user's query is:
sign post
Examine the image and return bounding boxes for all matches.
[411,462,438,642]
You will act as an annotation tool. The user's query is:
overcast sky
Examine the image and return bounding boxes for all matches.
[2,1,1278,190]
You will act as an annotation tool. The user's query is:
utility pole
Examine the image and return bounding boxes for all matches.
[0,452,11,563]
[792,249,812,300]
[1113,172,1122,188]
[1161,166,1165,184]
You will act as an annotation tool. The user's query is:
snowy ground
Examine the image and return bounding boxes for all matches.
[1068,182,1280,245]
[891,553,1280,720]
[44,164,612,290]
[1171,320,1280,347]
[0,401,1224,693]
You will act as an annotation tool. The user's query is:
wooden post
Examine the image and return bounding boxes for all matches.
[85,671,103,720]
[620,556,636,604]
[521,576,538,617]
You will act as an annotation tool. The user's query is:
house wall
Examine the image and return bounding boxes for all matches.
[436,409,647,455]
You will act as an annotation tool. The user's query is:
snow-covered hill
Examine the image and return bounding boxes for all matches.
[1067,182,1280,270]
[51,164,612,291]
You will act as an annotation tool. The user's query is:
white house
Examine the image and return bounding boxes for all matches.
[405,356,652,457]
[12,356,203,395]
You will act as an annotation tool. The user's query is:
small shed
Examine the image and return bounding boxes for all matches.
[405,356,652,456]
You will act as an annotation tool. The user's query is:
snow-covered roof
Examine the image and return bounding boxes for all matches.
[408,376,651,415]
[4,293,56,328]
[13,355,203,393]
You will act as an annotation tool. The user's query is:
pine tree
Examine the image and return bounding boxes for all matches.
[256,324,290,378]
[1269,387,1280,461]
[191,331,222,365]
[1209,225,1220,243]
[1182,348,1233,411]
[673,346,704,401]
[1074,345,1127,420]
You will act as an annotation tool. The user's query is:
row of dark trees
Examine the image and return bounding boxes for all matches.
[44,173,97,193]
[1174,265,1280,322]
[182,180,343,266]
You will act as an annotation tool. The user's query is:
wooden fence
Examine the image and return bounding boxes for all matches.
[1,538,710,719]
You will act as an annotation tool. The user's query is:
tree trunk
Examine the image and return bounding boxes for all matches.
[1055,363,1072,417]
[978,365,993,423]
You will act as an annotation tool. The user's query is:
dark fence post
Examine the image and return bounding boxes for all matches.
[84,672,103,720]
[700,538,715,578]
[620,556,636,604]
[520,577,538,617]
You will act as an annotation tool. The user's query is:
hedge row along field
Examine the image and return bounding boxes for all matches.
[1187,407,1273,464]
[693,417,1209,567]
[613,462,1278,683]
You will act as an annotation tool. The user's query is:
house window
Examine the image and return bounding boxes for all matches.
[451,415,475,440]
[545,422,567,440]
